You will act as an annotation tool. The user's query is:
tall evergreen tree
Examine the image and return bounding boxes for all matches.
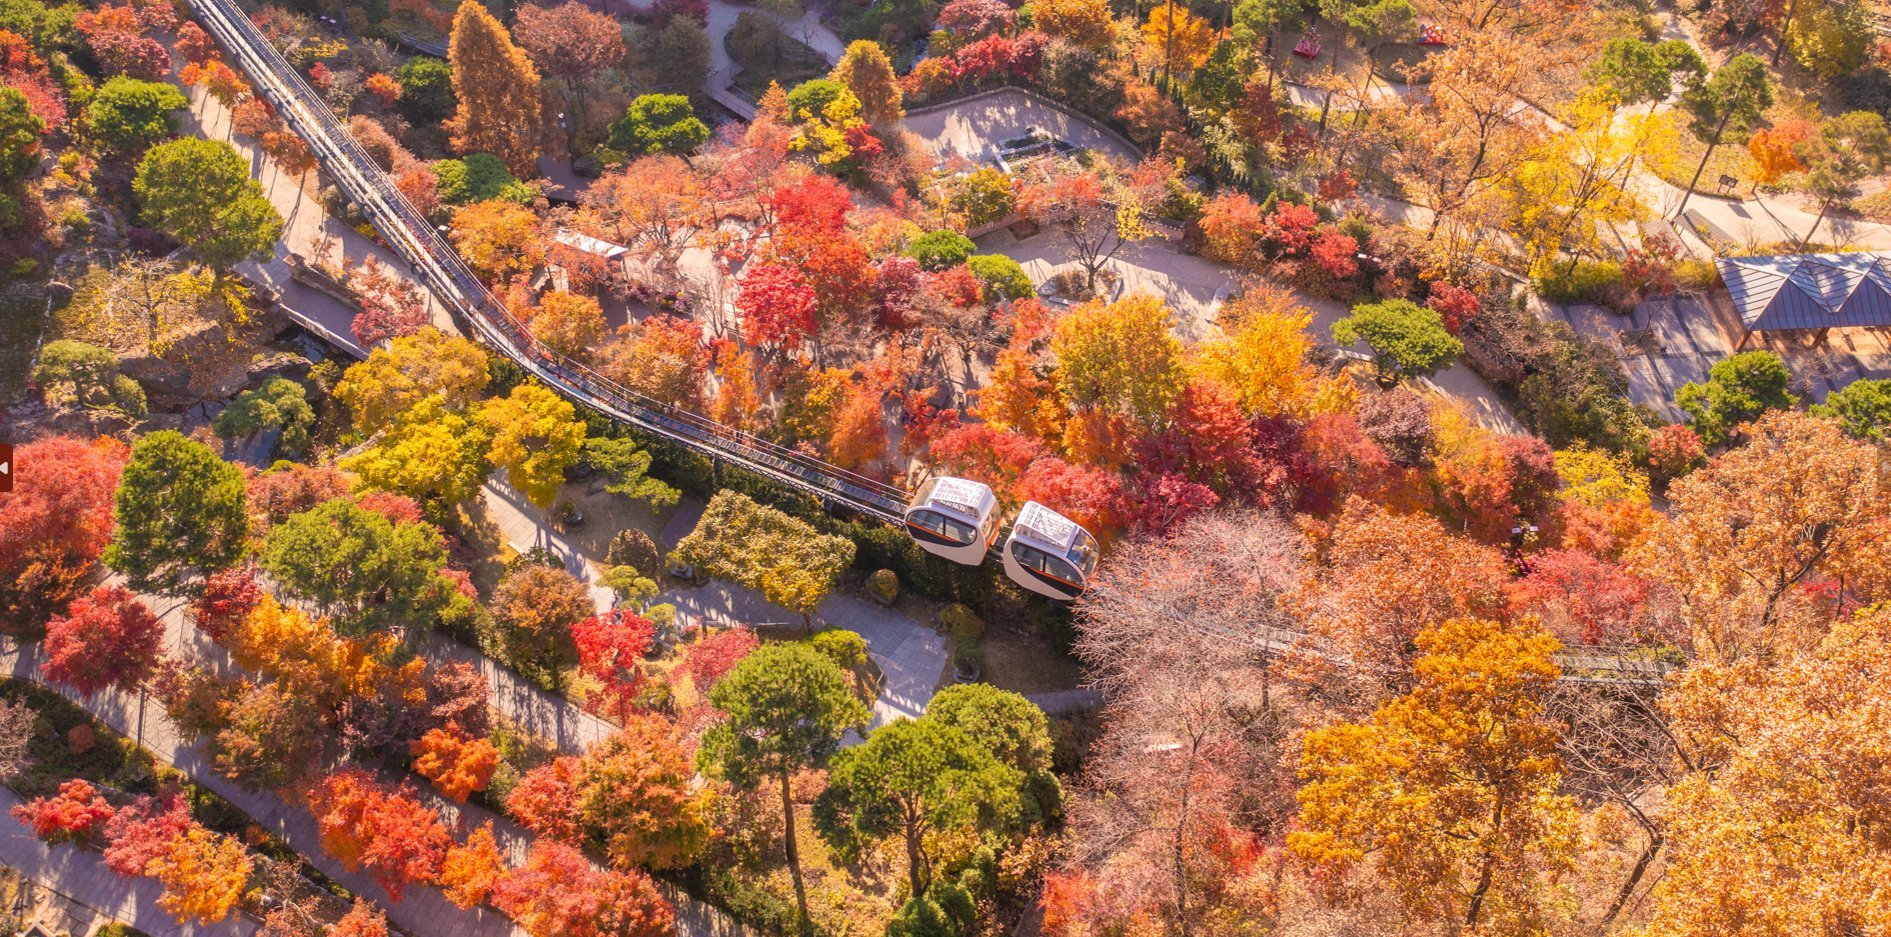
[446,0,544,176]
[698,643,867,935]
[1673,53,1772,219]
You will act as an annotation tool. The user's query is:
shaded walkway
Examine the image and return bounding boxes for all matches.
[0,785,259,937]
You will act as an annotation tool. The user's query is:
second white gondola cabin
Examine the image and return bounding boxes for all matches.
[904,476,1001,565]
[1002,501,1100,601]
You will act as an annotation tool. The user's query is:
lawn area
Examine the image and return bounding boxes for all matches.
[727,11,831,102]
[1650,97,1821,196]
[1656,130,1763,196]
[979,626,1084,697]
[697,774,903,937]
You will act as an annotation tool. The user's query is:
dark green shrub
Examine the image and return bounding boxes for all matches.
[394,56,456,125]
[33,339,146,415]
[907,230,977,271]
[867,568,899,603]
[941,603,983,642]
[953,641,983,674]
[966,253,1033,300]
[606,529,664,579]
[214,377,315,456]
[685,866,811,937]
[724,12,788,68]
[809,628,869,673]
[433,153,521,205]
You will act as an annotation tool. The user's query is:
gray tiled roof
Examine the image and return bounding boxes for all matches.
[1719,252,1891,331]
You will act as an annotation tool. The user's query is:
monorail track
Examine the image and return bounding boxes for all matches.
[185,0,1678,686]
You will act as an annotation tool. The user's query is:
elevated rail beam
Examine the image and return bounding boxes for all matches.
[189,0,908,524]
[189,0,1679,687]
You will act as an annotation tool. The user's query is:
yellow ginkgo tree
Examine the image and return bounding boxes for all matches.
[1503,87,1679,278]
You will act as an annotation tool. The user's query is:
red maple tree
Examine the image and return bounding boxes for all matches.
[188,565,262,645]
[13,779,116,844]
[573,609,657,718]
[679,627,759,691]
[736,263,819,349]
[1425,282,1482,335]
[349,257,431,347]
[0,29,68,130]
[491,840,673,937]
[102,787,193,876]
[505,756,582,842]
[930,423,1052,503]
[43,585,165,696]
[762,173,852,237]
[0,436,126,633]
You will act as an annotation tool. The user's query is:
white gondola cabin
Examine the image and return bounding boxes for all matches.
[1002,501,1100,600]
[904,476,1002,565]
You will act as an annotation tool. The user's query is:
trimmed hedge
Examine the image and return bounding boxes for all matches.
[614,418,1075,645]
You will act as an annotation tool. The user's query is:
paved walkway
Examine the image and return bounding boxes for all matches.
[0,599,526,937]
[0,586,752,937]
[976,226,1526,432]
[652,498,949,731]
[178,84,455,359]
[0,786,259,937]
[420,630,619,756]
[654,0,846,121]
[902,87,1141,167]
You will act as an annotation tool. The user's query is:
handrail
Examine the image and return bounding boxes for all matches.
[188,0,908,523]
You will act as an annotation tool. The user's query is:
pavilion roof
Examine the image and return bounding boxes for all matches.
[1718,252,1891,331]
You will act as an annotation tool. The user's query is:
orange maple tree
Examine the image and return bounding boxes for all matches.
[146,826,254,924]
[306,768,451,900]
[330,899,393,937]
[410,727,500,803]
[440,821,508,909]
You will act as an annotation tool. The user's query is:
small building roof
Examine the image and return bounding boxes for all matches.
[1718,252,1891,332]
[552,228,629,260]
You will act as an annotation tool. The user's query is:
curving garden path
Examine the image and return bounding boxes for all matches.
[0,784,261,937]
[0,585,749,937]
[1280,64,1891,253]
